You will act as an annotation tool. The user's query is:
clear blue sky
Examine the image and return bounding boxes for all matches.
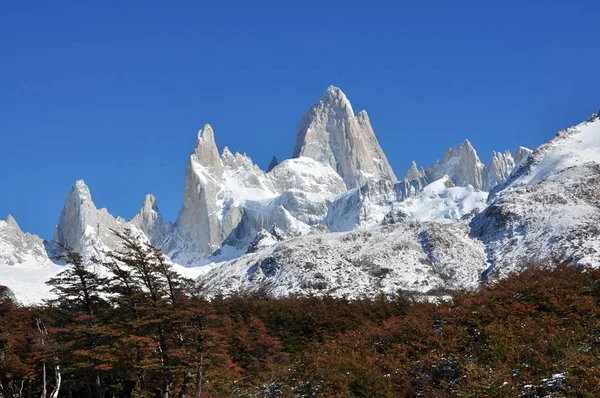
[1,1,599,239]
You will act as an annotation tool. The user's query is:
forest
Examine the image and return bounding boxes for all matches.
[1,230,600,397]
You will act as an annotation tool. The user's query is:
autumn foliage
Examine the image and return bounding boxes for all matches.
[2,236,600,397]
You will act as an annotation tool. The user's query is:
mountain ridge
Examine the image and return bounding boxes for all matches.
[8,86,597,305]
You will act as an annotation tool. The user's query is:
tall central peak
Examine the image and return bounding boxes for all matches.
[320,85,355,114]
[194,124,222,165]
[293,86,397,188]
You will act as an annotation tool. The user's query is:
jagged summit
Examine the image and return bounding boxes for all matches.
[318,85,355,114]
[142,193,158,211]
[587,110,600,122]
[2,214,25,242]
[425,140,485,190]
[5,214,20,230]
[484,147,532,191]
[72,179,93,200]
[293,86,397,188]
[6,88,598,305]
[267,156,279,172]
[131,194,165,246]
[411,140,532,192]
[404,161,426,182]
[53,180,127,256]
[193,124,222,173]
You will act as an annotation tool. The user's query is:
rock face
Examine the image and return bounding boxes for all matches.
[293,86,397,188]
[409,141,531,192]
[484,147,532,191]
[53,180,121,257]
[0,215,48,266]
[404,161,428,184]
[425,140,486,190]
[174,124,233,259]
[266,156,279,172]
[53,180,152,259]
[172,124,349,263]
[130,194,166,246]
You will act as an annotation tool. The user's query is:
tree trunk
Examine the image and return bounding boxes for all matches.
[49,364,61,398]
[178,372,193,398]
[94,370,103,398]
[41,362,47,398]
[27,379,33,398]
[193,362,203,398]
[17,380,24,398]
[159,323,172,398]
[0,380,15,398]
[35,318,48,398]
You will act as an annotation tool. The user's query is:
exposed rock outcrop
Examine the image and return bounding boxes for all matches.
[293,86,397,188]
[130,194,166,246]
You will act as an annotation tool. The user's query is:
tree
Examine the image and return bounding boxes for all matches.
[46,242,113,398]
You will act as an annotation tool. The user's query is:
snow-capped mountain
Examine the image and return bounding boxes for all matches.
[130,194,166,247]
[4,85,595,304]
[407,140,532,192]
[472,113,600,278]
[0,215,48,266]
[0,216,63,304]
[293,86,397,188]
[171,123,349,264]
[53,179,161,259]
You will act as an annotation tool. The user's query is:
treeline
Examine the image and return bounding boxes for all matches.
[2,233,600,397]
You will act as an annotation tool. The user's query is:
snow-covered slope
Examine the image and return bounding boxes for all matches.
[0,216,63,304]
[394,176,488,223]
[472,114,600,278]
[200,220,488,299]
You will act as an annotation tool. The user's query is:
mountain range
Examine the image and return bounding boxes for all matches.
[2,86,599,304]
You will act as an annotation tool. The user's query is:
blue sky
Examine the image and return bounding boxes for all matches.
[1,1,599,239]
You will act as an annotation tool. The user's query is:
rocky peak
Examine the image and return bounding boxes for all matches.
[293,86,397,188]
[0,213,48,267]
[267,156,279,172]
[404,161,426,182]
[320,85,355,115]
[131,194,165,246]
[587,110,600,122]
[484,147,532,191]
[512,147,533,169]
[4,214,23,237]
[72,179,93,203]
[0,215,27,251]
[192,124,223,175]
[143,194,158,211]
[53,180,122,256]
[425,140,485,190]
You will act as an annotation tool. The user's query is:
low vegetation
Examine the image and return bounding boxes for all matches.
[1,233,600,397]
